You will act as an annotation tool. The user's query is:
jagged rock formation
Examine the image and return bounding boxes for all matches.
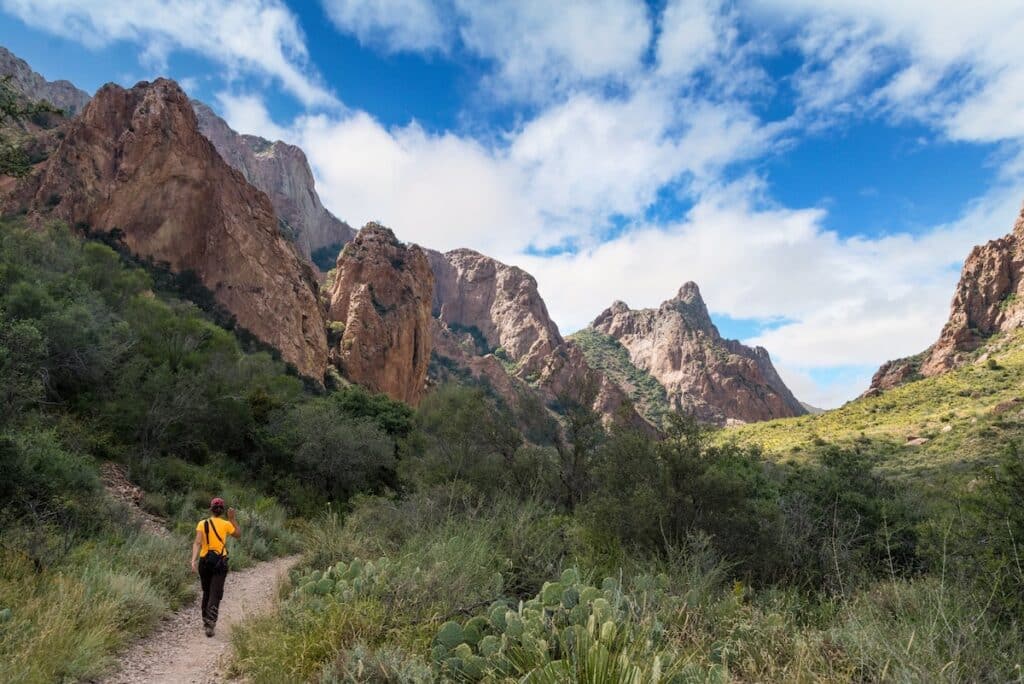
[866,203,1024,395]
[0,46,90,115]
[426,248,651,429]
[589,282,806,425]
[327,223,434,404]
[427,248,563,376]
[193,102,354,265]
[7,78,329,379]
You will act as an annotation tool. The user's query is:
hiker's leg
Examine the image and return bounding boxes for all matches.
[207,569,227,626]
[199,558,213,626]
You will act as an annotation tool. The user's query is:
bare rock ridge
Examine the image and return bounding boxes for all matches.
[327,224,434,404]
[0,46,91,115]
[427,248,563,375]
[590,282,806,425]
[427,248,652,429]
[192,101,355,264]
[867,202,1024,394]
[10,78,329,379]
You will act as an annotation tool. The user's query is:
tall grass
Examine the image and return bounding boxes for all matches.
[0,530,191,683]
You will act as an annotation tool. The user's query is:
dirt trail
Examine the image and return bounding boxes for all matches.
[99,554,300,684]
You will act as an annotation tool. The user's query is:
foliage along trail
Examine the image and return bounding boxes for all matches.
[99,555,299,684]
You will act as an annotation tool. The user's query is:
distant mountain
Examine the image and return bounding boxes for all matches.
[868,202,1024,394]
[0,46,806,421]
[0,46,90,115]
[192,101,355,267]
[586,283,806,425]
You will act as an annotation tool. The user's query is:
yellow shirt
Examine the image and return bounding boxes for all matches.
[196,517,235,557]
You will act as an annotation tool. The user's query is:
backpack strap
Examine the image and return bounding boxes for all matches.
[204,518,226,556]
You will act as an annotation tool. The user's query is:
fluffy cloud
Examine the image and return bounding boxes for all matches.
[455,0,652,100]
[322,0,449,53]
[0,0,336,107]
[751,0,1024,143]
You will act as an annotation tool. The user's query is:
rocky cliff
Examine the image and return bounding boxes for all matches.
[590,282,806,425]
[0,46,91,115]
[327,223,434,404]
[427,248,563,376]
[867,202,1024,394]
[9,78,329,379]
[193,102,354,265]
[426,248,652,429]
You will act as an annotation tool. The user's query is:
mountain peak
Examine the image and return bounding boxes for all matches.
[674,281,704,304]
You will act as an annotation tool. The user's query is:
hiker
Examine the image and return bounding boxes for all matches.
[190,497,241,637]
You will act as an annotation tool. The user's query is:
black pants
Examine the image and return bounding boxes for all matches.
[198,555,228,627]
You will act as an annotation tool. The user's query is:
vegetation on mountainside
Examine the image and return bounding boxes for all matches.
[571,328,670,427]
[0,222,410,682]
[723,330,1024,481]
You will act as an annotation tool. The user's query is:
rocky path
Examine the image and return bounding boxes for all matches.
[99,555,300,684]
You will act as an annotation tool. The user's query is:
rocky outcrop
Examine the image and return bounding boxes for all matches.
[0,46,91,115]
[534,340,655,433]
[193,101,355,265]
[10,78,328,379]
[590,282,806,425]
[867,202,1024,394]
[922,204,1024,375]
[427,248,563,376]
[327,223,434,404]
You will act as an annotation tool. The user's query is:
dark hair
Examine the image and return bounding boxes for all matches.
[211,503,225,515]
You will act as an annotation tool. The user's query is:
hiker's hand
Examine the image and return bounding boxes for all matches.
[227,507,236,520]
[190,560,197,574]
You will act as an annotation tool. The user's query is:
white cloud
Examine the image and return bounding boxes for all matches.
[0,0,336,107]
[750,0,1024,144]
[456,0,651,100]
[656,0,730,80]
[322,0,449,53]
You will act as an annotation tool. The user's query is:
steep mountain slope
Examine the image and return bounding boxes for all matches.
[193,101,355,265]
[5,78,329,379]
[0,46,90,114]
[588,282,806,425]
[868,202,1024,394]
[327,223,434,404]
[726,328,1024,481]
[426,248,652,430]
[427,248,563,376]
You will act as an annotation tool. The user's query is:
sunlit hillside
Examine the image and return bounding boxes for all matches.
[723,330,1024,483]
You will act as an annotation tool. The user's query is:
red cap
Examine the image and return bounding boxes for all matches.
[210,497,225,508]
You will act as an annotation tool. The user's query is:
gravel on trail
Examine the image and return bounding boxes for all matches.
[97,554,300,684]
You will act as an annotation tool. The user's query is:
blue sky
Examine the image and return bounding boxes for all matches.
[3,0,1023,407]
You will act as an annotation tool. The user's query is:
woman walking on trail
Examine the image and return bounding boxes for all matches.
[190,497,241,637]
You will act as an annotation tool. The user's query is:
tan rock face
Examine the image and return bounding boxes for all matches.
[193,101,355,265]
[327,223,434,404]
[427,248,563,376]
[534,340,656,433]
[12,78,329,379]
[590,282,805,425]
[867,202,1024,393]
[921,203,1024,375]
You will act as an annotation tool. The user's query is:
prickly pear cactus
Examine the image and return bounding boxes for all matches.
[286,556,395,610]
[430,569,682,682]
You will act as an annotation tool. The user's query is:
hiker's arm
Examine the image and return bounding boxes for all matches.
[227,507,241,539]
[190,528,202,573]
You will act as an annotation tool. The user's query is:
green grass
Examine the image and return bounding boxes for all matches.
[0,525,192,683]
[570,329,670,427]
[721,330,1024,482]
